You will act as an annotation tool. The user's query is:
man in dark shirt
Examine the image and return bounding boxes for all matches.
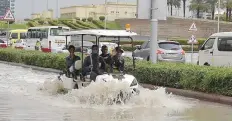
[100,45,113,73]
[82,45,106,81]
[65,45,81,79]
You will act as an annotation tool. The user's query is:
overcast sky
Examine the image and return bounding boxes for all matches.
[15,0,136,19]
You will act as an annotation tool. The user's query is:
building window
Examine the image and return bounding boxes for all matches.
[125,11,127,14]
[116,11,119,14]
[111,11,114,13]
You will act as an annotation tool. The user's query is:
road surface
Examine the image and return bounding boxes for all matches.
[0,63,232,121]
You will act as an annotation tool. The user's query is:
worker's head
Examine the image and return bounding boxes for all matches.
[101,45,108,54]
[115,46,124,56]
[91,45,99,54]
[68,45,75,55]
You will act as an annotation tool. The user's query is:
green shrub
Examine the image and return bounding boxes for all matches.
[1,48,232,97]
[82,18,86,22]
[76,20,96,29]
[99,16,105,21]
[92,20,105,29]
[87,17,93,22]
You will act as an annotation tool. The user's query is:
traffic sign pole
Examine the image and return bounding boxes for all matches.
[188,22,197,63]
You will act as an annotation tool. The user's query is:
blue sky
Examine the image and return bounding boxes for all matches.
[15,0,136,19]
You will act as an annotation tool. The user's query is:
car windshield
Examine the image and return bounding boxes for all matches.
[158,42,181,50]
[0,39,5,43]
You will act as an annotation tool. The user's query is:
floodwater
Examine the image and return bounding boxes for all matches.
[0,63,232,121]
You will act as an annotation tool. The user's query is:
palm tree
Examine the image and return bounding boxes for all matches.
[222,0,232,21]
[167,0,181,16]
[205,0,217,20]
[182,0,187,17]
[189,0,208,18]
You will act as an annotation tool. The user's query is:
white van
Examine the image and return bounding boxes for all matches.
[198,32,232,66]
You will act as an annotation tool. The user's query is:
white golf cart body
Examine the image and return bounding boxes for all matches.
[58,29,139,95]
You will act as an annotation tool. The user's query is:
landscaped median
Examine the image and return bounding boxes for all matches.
[0,48,232,98]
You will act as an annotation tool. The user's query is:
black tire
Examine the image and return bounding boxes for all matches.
[204,62,210,66]
[147,56,150,61]
[73,83,79,89]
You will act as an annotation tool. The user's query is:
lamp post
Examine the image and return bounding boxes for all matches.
[217,0,220,33]
[56,0,59,18]
[104,0,107,29]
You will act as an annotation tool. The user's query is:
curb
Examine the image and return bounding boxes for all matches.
[140,84,232,106]
[1,61,232,106]
[0,61,61,74]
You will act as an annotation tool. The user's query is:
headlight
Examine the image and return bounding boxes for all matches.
[130,78,138,87]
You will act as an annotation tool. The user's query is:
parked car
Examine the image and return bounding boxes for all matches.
[198,32,232,66]
[133,40,185,62]
[0,39,7,48]
[15,39,27,49]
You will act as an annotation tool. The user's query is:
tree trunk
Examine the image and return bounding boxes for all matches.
[197,7,200,18]
[226,7,229,21]
[212,7,215,20]
[171,3,173,16]
[183,0,186,17]
[229,8,232,21]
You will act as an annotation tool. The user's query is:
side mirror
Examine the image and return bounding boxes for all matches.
[135,45,141,50]
[199,44,204,50]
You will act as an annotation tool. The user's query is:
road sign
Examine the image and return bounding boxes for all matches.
[189,22,197,31]
[3,9,15,21]
[188,35,198,44]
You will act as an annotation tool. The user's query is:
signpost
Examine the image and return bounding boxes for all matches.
[188,22,198,63]
[1,9,15,46]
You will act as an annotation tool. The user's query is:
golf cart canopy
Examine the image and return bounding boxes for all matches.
[59,29,137,37]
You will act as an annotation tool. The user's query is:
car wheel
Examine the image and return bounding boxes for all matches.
[204,62,210,66]
[147,56,150,61]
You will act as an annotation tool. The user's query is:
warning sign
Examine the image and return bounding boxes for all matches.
[189,22,197,31]
[3,9,15,21]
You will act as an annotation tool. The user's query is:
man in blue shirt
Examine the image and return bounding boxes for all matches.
[65,45,81,79]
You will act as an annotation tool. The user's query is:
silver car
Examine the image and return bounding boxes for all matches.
[133,40,185,62]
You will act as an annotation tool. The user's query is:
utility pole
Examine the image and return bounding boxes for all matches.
[104,0,107,29]
[150,0,158,63]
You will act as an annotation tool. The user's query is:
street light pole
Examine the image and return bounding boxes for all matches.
[56,0,59,18]
[104,0,107,29]
[47,0,48,10]
[217,0,220,33]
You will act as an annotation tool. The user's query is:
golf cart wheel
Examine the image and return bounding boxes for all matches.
[73,83,79,89]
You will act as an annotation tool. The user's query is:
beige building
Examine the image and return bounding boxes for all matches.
[60,2,136,21]
[31,9,54,19]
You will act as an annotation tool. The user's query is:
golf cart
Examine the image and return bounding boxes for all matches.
[57,29,139,102]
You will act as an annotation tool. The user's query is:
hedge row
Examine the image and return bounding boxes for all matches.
[90,39,206,46]
[0,48,232,97]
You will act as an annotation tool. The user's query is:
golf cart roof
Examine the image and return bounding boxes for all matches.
[59,29,137,37]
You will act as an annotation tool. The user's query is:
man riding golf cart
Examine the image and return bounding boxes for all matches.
[58,30,140,101]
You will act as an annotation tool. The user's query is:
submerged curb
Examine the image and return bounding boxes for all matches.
[1,61,232,106]
[140,84,232,106]
[0,61,61,74]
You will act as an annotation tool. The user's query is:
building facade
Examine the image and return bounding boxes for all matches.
[60,2,137,21]
[0,0,15,17]
[31,9,54,19]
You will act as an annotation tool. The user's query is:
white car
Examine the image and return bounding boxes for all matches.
[14,39,26,49]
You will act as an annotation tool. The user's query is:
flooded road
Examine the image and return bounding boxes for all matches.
[0,63,232,121]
